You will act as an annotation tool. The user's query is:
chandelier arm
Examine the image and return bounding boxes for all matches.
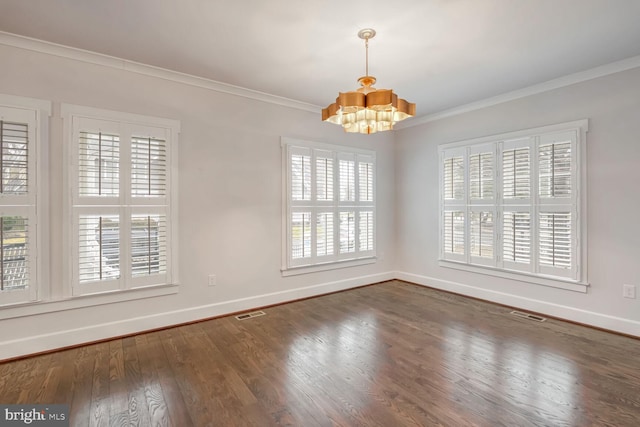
[365,37,369,77]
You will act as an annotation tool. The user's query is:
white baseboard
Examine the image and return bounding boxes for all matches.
[396,271,640,338]
[0,271,394,360]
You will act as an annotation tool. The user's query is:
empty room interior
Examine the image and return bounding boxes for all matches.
[1,1,640,425]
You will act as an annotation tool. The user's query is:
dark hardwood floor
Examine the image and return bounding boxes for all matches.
[2,280,640,426]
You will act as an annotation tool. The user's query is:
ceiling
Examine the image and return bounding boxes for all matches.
[1,0,640,117]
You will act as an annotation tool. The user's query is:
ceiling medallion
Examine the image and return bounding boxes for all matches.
[322,28,415,134]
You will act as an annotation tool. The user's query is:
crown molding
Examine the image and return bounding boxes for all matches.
[0,31,322,114]
[3,31,640,126]
[398,54,640,129]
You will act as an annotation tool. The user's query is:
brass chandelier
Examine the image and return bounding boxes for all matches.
[322,28,415,134]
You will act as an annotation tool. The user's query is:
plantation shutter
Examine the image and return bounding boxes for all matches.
[469,152,493,200]
[316,212,334,257]
[316,154,333,201]
[285,141,375,270]
[359,211,374,252]
[359,161,374,202]
[291,211,311,260]
[502,210,531,271]
[1,121,28,195]
[131,214,167,277]
[443,156,464,200]
[70,112,176,295]
[502,146,531,199]
[78,131,120,197]
[291,152,311,201]
[0,106,38,305]
[539,135,572,199]
[78,214,120,283]
[339,159,355,202]
[443,211,465,257]
[469,211,493,260]
[0,216,29,291]
[439,122,584,285]
[131,136,167,197]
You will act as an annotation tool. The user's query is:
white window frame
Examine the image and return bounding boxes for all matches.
[438,120,589,292]
[62,104,180,297]
[0,95,50,307]
[282,137,376,276]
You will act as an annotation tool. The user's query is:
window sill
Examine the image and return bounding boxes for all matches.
[439,260,589,293]
[0,283,179,320]
[282,257,376,277]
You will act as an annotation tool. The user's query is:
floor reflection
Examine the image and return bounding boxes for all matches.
[444,324,578,425]
[284,311,381,410]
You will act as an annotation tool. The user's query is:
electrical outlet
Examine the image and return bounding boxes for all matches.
[208,274,217,287]
[623,284,636,299]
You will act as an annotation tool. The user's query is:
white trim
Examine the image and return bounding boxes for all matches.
[281,257,376,277]
[0,284,178,321]
[0,93,52,115]
[439,260,588,293]
[0,271,394,360]
[3,32,640,123]
[395,272,640,337]
[440,119,589,149]
[397,55,640,128]
[0,31,320,114]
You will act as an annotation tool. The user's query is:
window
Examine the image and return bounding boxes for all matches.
[282,138,375,273]
[0,98,47,306]
[63,105,179,296]
[439,120,588,290]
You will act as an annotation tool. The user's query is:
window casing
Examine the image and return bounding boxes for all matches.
[0,101,44,305]
[64,105,179,296]
[283,138,375,273]
[439,120,588,291]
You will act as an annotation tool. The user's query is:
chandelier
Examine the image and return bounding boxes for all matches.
[322,28,415,134]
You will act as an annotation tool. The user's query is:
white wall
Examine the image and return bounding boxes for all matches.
[0,43,396,359]
[2,38,639,360]
[395,67,640,336]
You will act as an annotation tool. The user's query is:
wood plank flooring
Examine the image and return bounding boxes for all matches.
[2,280,640,426]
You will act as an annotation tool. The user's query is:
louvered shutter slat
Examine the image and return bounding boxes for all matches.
[359,162,374,202]
[131,136,167,197]
[291,154,311,201]
[503,212,531,264]
[444,211,465,255]
[316,157,333,201]
[539,212,572,268]
[316,212,334,256]
[291,212,311,259]
[78,132,120,197]
[339,211,355,253]
[1,121,29,195]
[0,216,29,290]
[470,212,493,258]
[503,148,530,199]
[339,160,355,201]
[443,156,464,200]
[78,215,120,282]
[539,142,571,198]
[131,214,167,276]
[359,211,374,251]
[469,153,493,200]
